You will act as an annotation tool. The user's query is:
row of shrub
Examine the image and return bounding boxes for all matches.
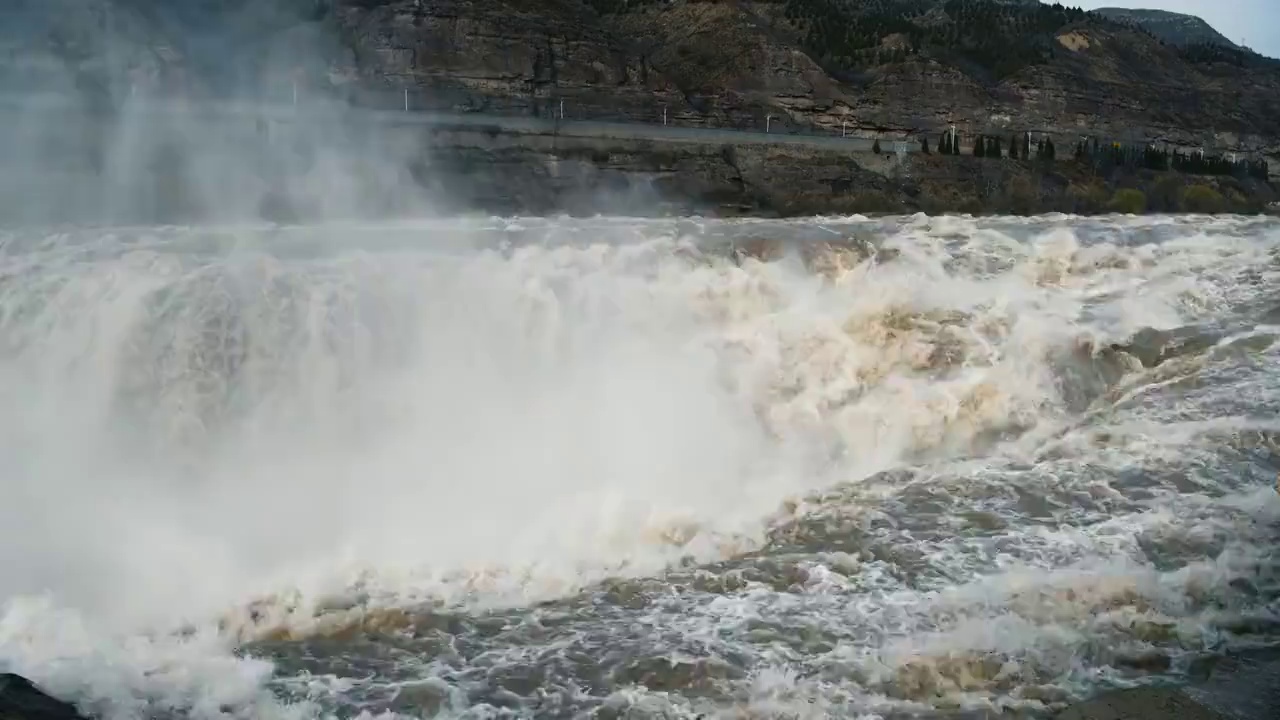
[835,177,1253,216]
[1071,140,1270,180]
[887,130,1271,182]
[1090,184,1233,214]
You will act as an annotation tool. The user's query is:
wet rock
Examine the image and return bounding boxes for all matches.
[1136,530,1226,572]
[1228,577,1262,598]
[1110,326,1221,369]
[959,510,1009,532]
[681,567,749,595]
[1110,328,1171,368]
[0,674,89,720]
[387,679,451,717]
[1059,650,1280,720]
[764,513,869,554]
[610,655,739,695]
[736,559,813,593]
[1015,486,1058,520]
[1055,687,1230,720]
[727,237,787,264]
[798,236,899,277]
[469,686,524,711]
[1020,684,1072,704]
[1223,430,1280,463]
[1122,620,1179,645]
[1113,650,1172,673]
[599,579,654,610]
[1216,615,1280,637]
[881,654,1009,702]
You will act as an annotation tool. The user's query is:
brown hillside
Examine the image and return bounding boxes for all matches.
[5,0,1280,159]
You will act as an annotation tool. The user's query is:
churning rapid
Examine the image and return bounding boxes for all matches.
[0,213,1278,720]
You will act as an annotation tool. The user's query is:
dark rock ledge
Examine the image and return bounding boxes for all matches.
[0,674,88,720]
[1055,651,1280,720]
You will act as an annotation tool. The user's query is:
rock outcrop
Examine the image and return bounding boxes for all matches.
[1055,686,1230,720]
[415,129,1276,217]
[323,1,1280,161]
[9,1,1280,155]
[1056,649,1280,720]
[0,674,89,720]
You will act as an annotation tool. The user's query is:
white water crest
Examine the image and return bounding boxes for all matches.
[1,213,1278,720]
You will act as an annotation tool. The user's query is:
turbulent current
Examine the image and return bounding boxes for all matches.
[0,213,1278,720]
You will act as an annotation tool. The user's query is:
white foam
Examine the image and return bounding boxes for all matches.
[1,214,1278,718]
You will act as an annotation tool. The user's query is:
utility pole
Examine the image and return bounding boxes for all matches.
[842,121,847,138]
[767,114,773,133]
[560,99,565,120]
[662,105,667,126]
[404,88,409,112]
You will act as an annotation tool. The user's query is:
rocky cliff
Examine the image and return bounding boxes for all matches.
[9,1,1280,155]
[3,0,1278,220]
[327,0,1280,160]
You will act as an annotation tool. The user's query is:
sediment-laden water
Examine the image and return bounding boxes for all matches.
[0,213,1277,720]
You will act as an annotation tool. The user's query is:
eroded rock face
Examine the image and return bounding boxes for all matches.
[0,674,89,720]
[10,0,1280,160]
[414,133,1275,218]
[4,0,1278,220]
[320,2,1280,159]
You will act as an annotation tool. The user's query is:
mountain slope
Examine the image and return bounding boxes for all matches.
[4,0,1280,158]
[1091,7,1239,49]
[332,0,1280,150]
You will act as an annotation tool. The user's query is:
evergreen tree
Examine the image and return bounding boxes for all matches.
[922,137,931,154]
[954,134,963,156]
[1046,137,1056,160]
[992,136,1003,158]
[940,133,950,154]
[1009,134,1019,159]
[873,138,882,154]
[1036,139,1046,160]
[974,135,985,157]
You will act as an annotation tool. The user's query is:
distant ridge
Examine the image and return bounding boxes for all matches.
[1091,7,1240,49]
